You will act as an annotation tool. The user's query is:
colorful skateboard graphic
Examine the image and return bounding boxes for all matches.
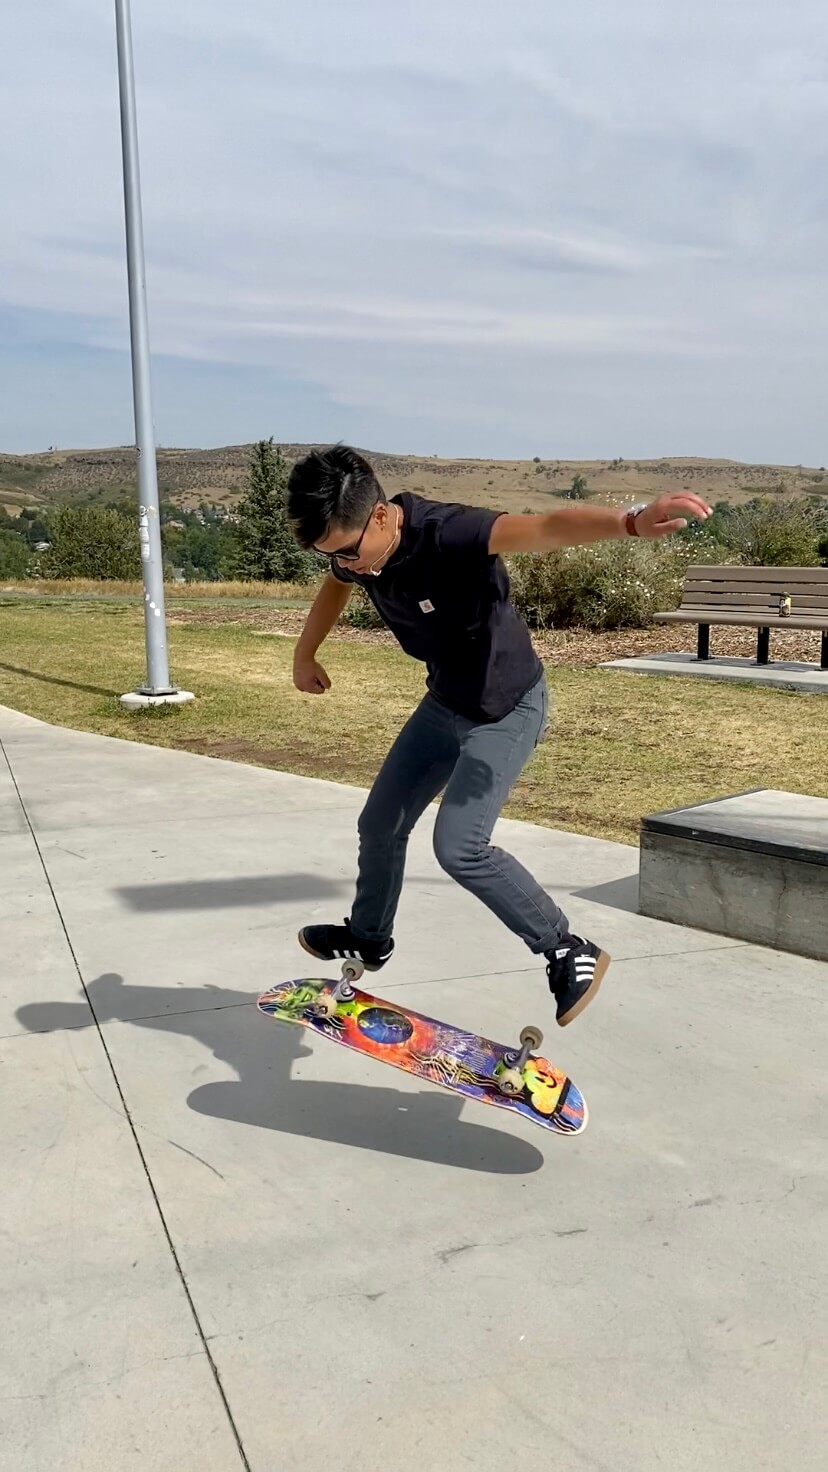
[257,972,587,1137]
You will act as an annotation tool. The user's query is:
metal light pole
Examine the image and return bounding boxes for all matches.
[114,0,193,709]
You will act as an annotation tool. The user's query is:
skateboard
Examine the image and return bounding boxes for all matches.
[257,964,587,1136]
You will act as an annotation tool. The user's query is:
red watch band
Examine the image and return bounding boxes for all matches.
[625,509,641,537]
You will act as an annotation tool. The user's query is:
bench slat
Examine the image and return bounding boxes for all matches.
[682,580,828,597]
[684,565,828,584]
[655,610,828,629]
[678,598,828,613]
[683,588,828,605]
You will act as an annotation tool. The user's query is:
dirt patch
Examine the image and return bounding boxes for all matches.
[169,604,826,666]
[172,735,369,784]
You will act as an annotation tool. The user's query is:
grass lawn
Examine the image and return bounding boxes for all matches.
[1,599,825,844]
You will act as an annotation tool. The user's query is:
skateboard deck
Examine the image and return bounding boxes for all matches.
[257,976,587,1136]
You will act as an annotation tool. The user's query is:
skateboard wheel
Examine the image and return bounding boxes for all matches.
[496,1067,525,1097]
[342,961,364,983]
[313,994,339,1018]
[519,1025,543,1052]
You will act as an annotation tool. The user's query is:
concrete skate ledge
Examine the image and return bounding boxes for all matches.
[639,788,828,960]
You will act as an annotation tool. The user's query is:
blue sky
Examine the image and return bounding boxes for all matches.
[3,0,828,461]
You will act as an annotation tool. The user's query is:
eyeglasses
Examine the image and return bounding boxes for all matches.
[317,500,379,563]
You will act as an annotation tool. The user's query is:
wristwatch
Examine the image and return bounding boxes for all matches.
[624,502,648,536]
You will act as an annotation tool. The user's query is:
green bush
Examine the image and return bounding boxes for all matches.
[341,587,385,629]
[508,535,735,630]
[39,506,140,580]
[722,498,820,566]
[0,528,32,578]
[562,473,590,500]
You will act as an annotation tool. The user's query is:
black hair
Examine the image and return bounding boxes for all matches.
[287,444,386,549]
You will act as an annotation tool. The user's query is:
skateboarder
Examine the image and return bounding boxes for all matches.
[287,445,711,1026]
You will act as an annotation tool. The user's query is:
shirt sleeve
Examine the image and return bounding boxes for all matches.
[329,559,356,584]
[435,504,503,558]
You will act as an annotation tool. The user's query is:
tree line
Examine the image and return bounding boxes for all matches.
[2,441,828,582]
[0,440,320,584]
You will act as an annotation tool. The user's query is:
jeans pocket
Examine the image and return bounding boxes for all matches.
[533,682,550,749]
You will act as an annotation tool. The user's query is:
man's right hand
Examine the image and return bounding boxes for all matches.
[293,655,332,695]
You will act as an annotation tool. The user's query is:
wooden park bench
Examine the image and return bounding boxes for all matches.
[654,565,828,669]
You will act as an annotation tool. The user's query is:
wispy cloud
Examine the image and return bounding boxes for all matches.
[2,0,827,458]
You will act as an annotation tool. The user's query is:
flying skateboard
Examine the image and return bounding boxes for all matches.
[257,962,587,1136]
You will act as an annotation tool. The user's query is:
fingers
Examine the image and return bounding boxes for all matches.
[318,667,332,691]
[652,517,688,536]
[660,493,711,519]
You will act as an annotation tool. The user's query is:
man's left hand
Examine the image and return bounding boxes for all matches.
[633,493,712,539]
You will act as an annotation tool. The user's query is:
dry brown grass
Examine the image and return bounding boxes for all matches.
[0,577,318,601]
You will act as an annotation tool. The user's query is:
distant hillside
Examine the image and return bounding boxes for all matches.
[1,443,826,517]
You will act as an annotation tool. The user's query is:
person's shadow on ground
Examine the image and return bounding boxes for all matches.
[17,973,544,1175]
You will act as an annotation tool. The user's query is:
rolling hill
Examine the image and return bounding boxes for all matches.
[1,443,826,517]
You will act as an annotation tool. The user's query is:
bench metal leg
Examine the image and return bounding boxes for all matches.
[756,627,770,665]
[822,630,828,670]
[696,624,710,660]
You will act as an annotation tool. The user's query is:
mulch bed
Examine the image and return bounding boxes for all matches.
[169,605,825,668]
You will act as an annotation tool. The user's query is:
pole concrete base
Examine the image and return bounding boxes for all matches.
[120,689,196,711]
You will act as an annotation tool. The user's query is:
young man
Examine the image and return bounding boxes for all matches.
[287,446,710,1026]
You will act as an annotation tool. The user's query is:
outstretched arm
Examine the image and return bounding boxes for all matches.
[488,493,711,554]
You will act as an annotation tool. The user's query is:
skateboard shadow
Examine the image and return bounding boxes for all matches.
[16,974,545,1175]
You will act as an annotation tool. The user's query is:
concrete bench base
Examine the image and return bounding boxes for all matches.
[639,789,828,961]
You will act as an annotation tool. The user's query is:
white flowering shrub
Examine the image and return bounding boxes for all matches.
[508,533,735,630]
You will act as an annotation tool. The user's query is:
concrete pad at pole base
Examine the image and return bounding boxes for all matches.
[600,652,828,693]
[120,688,196,709]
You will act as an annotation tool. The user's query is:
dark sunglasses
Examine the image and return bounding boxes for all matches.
[317,499,379,563]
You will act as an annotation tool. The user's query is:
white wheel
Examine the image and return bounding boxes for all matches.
[313,995,338,1019]
[342,961,364,983]
[520,1025,543,1052]
[497,1067,525,1097]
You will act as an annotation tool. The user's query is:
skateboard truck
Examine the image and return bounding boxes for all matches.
[496,1025,544,1096]
[312,960,365,1019]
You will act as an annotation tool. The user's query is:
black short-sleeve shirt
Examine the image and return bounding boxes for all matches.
[331,492,542,722]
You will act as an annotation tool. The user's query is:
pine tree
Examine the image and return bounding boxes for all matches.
[234,440,317,583]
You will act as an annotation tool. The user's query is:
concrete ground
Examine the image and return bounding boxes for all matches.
[1,703,826,1472]
[600,651,828,693]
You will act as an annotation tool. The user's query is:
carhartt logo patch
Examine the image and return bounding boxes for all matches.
[419,599,435,613]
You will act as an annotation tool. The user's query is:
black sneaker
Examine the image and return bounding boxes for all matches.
[546,935,610,1026]
[298,918,394,972]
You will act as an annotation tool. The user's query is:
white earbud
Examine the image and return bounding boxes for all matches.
[365,505,401,575]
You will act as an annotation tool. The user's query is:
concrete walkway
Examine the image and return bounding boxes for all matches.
[601,650,828,693]
[1,704,825,1471]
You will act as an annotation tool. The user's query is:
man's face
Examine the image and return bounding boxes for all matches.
[315,500,397,575]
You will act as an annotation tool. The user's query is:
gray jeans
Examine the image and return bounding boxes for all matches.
[350,676,569,955]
